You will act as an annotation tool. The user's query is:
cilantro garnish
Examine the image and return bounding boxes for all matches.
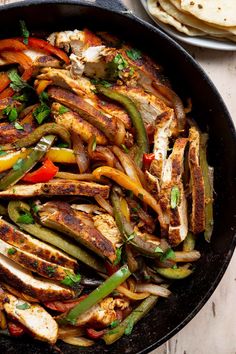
[58,105,69,115]
[170,186,180,209]
[61,271,81,287]
[19,20,30,45]
[16,302,31,310]
[160,248,175,262]
[17,211,34,224]
[8,248,17,255]
[126,48,142,61]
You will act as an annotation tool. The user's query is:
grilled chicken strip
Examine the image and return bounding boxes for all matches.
[188,127,205,234]
[39,202,117,263]
[38,68,131,129]
[0,180,110,199]
[72,297,129,327]
[0,218,77,270]
[0,254,74,301]
[159,138,188,245]
[0,238,75,281]
[92,213,122,249]
[3,293,58,344]
[52,102,108,145]
[48,86,125,144]
[0,122,34,145]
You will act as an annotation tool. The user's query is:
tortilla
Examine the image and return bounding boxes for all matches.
[181,0,236,27]
[147,0,204,36]
[159,0,230,35]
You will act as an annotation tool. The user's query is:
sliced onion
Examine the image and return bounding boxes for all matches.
[95,195,113,215]
[112,146,142,187]
[114,118,126,145]
[61,336,94,347]
[152,81,186,132]
[135,283,171,298]
[117,285,149,300]
[72,131,89,173]
[55,172,96,181]
[71,204,103,214]
[58,326,85,339]
[174,251,201,262]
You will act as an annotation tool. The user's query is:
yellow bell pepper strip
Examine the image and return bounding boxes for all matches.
[0,135,55,190]
[0,123,71,151]
[96,86,149,167]
[92,166,164,220]
[8,201,105,273]
[200,133,214,242]
[62,265,131,325]
[155,267,192,280]
[103,295,158,344]
[0,147,76,173]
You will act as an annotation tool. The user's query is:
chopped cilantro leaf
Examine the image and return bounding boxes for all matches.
[114,247,122,266]
[113,53,128,71]
[46,266,56,277]
[154,246,164,253]
[8,248,17,255]
[17,211,34,224]
[16,302,31,310]
[160,248,176,262]
[33,103,50,124]
[126,48,142,61]
[61,271,81,287]
[58,105,69,115]
[110,320,119,329]
[170,186,180,209]
[19,20,30,45]
[57,143,69,148]
[3,106,18,122]
[8,69,32,92]
[0,150,7,156]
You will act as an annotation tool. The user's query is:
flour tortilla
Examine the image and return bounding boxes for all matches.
[181,0,236,27]
[147,0,204,36]
[159,0,230,35]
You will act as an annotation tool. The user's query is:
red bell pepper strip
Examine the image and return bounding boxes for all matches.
[143,153,155,170]
[84,28,102,47]
[18,37,70,65]
[0,51,33,71]
[0,87,14,99]
[0,39,27,52]
[44,295,87,313]
[22,159,59,183]
[105,262,119,276]
[8,321,26,337]
[0,72,10,93]
[86,328,107,339]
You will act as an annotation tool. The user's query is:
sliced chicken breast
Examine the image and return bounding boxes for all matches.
[3,293,58,344]
[0,254,74,301]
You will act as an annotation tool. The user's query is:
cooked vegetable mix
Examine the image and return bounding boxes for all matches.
[0,24,213,347]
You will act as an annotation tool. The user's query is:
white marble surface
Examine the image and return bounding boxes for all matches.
[123,1,236,354]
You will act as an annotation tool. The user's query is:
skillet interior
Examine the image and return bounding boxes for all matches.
[0,1,235,353]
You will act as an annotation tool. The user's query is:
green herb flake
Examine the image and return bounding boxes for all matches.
[17,211,34,224]
[110,320,119,329]
[113,53,128,71]
[126,48,142,61]
[114,247,122,266]
[3,106,18,122]
[124,320,134,335]
[61,272,81,287]
[8,69,32,92]
[58,105,69,115]
[8,248,17,255]
[154,246,164,253]
[33,104,50,124]
[121,144,129,154]
[172,264,178,269]
[160,248,176,262]
[170,186,180,209]
[16,302,31,310]
[14,122,24,130]
[13,158,25,171]
[46,266,56,277]
[91,136,97,151]
[0,150,7,156]
[19,20,30,45]
[13,93,29,102]
[32,204,40,213]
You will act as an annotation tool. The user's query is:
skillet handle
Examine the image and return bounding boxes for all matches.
[93,0,128,13]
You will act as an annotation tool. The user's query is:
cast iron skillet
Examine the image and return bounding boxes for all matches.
[0,1,235,353]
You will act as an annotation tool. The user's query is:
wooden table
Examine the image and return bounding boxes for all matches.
[0,0,235,353]
[123,2,236,354]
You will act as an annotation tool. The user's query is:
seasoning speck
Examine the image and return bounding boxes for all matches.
[198,4,203,9]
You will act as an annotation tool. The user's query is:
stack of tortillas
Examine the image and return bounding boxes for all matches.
[147,0,236,42]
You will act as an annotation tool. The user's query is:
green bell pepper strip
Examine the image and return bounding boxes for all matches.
[0,135,55,190]
[199,133,214,242]
[8,200,105,273]
[103,295,158,344]
[155,267,192,280]
[183,232,196,252]
[111,189,166,257]
[96,86,149,167]
[64,264,131,325]
[0,123,71,151]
